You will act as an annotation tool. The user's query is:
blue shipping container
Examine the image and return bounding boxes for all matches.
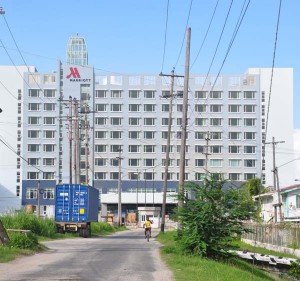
[55,184,99,223]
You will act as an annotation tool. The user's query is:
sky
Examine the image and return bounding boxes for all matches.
[0,0,299,128]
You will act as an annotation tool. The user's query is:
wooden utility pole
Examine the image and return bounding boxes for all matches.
[37,178,41,218]
[178,27,191,211]
[68,97,73,184]
[117,149,122,226]
[73,98,79,184]
[265,137,285,222]
[160,68,184,232]
[203,131,211,177]
[84,105,90,185]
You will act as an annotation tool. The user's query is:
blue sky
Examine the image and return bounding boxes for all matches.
[0,0,299,128]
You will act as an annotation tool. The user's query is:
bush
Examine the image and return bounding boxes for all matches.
[8,233,39,249]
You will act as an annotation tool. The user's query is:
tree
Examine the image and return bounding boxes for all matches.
[176,178,256,258]
[245,178,265,196]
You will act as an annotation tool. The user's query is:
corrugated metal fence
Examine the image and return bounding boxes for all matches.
[242,223,300,249]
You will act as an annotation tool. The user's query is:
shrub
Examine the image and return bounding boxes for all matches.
[8,233,39,249]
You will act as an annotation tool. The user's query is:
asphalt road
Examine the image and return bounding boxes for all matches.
[0,228,173,281]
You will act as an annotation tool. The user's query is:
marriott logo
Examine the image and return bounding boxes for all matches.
[65,67,91,82]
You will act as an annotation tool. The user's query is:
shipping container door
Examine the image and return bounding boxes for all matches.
[71,185,88,222]
[55,185,72,222]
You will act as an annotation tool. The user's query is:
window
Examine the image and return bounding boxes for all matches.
[229,159,241,167]
[95,117,107,125]
[129,104,140,112]
[244,132,256,140]
[28,158,40,166]
[44,89,55,98]
[144,90,155,99]
[244,146,256,154]
[144,131,155,139]
[129,90,140,98]
[129,117,140,126]
[28,117,40,125]
[144,118,155,126]
[210,159,222,167]
[110,145,122,152]
[177,145,189,153]
[228,105,240,113]
[95,131,107,139]
[95,145,107,153]
[144,159,155,166]
[28,144,40,152]
[229,132,240,140]
[96,90,107,98]
[162,172,173,180]
[228,118,240,126]
[210,118,222,126]
[111,104,122,112]
[96,104,107,112]
[29,89,39,97]
[175,131,188,139]
[144,104,155,112]
[177,118,182,126]
[195,173,206,180]
[210,104,222,112]
[195,104,206,112]
[177,91,183,98]
[195,132,205,139]
[43,144,55,152]
[244,118,256,126]
[229,145,240,154]
[229,91,240,99]
[195,145,204,153]
[43,158,55,166]
[195,91,207,99]
[28,130,40,139]
[44,103,55,111]
[29,103,40,111]
[244,105,255,113]
[244,159,256,167]
[27,172,39,180]
[129,145,140,153]
[144,172,154,180]
[144,145,155,153]
[129,159,140,166]
[195,159,205,167]
[195,118,207,126]
[176,159,189,167]
[129,131,140,139]
[210,91,222,99]
[44,130,55,139]
[162,90,170,98]
[43,188,54,199]
[211,132,222,140]
[110,172,119,180]
[162,131,171,139]
[26,188,37,199]
[162,104,170,112]
[110,159,119,166]
[95,172,106,179]
[162,145,173,153]
[43,172,55,180]
[177,104,183,112]
[261,91,265,102]
[44,117,55,125]
[111,90,122,98]
[162,159,174,166]
[110,131,122,139]
[244,91,255,99]
[244,173,256,180]
[229,173,241,180]
[162,118,172,126]
[95,158,107,166]
[110,117,122,126]
[210,146,222,154]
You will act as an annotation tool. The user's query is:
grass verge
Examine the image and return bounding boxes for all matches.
[156,231,289,281]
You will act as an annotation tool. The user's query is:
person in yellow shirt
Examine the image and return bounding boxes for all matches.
[143,218,152,238]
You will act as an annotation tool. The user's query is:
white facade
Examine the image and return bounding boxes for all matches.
[294,129,300,180]
[0,66,36,212]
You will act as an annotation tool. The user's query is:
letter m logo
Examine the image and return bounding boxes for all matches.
[66,67,81,79]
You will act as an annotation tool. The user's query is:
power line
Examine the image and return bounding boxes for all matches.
[161,0,170,73]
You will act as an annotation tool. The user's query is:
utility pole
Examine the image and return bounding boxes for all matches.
[73,98,79,184]
[203,131,211,178]
[160,68,184,232]
[136,169,139,222]
[84,105,90,185]
[265,137,285,222]
[68,97,73,184]
[178,27,191,211]
[37,178,40,218]
[117,149,122,226]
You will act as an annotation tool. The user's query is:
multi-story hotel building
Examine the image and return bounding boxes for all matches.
[0,38,295,216]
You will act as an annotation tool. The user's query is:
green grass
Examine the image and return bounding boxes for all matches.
[157,231,289,281]
[0,246,35,263]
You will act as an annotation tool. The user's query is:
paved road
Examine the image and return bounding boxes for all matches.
[0,228,173,281]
